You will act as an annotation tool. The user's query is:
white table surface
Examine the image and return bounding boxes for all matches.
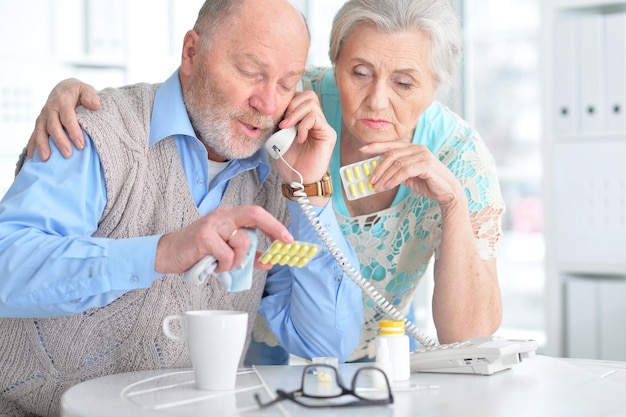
[60,355,626,417]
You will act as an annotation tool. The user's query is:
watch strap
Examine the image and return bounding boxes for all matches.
[282,172,333,198]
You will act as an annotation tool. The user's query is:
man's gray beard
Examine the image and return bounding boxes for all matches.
[185,95,276,160]
[200,118,257,160]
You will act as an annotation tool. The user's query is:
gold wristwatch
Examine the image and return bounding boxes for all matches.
[282,172,333,198]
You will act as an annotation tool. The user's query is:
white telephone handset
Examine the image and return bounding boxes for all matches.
[265,126,297,159]
[265,82,300,159]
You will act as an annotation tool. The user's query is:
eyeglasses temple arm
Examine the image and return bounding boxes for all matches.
[254,389,295,409]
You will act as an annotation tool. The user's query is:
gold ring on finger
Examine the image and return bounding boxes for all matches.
[227,228,238,242]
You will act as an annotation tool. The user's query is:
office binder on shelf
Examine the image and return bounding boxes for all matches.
[604,12,626,132]
[553,15,580,134]
[598,280,626,361]
[566,277,599,359]
[578,13,605,133]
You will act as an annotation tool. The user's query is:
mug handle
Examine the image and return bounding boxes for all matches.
[162,315,184,341]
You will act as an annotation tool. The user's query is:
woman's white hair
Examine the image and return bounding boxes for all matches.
[329,0,463,91]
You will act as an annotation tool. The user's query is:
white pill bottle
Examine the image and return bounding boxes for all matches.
[376,320,410,381]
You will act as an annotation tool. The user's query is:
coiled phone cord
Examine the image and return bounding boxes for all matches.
[281,159,437,348]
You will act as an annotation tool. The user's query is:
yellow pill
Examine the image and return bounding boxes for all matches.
[278,255,290,266]
[358,181,366,195]
[362,163,371,176]
[371,159,378,169]
[288,243,301,255]
[297,246,310,257]
[306,246,319,258]
[260,252,273,264]
[349,183,357,197]
[271,242,283,252]
[353,166,362,179]
[270,253,282,264]
[368,182,375,192]
[297,257,310,268]
[344,168,353,182]
[288,256,300,267]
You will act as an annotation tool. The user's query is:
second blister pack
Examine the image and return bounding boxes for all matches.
[339,156,383,200]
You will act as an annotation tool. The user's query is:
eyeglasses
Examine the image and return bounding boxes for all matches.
[254,364,394,409]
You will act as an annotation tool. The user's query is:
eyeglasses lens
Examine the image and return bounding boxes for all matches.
[353,368,391,401]
[302,365,342,397]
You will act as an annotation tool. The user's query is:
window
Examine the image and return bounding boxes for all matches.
[463,0,544,346]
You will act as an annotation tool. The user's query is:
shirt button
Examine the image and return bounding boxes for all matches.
[197,179,205,187]
[335,276,342,283]
[130,275,139,283]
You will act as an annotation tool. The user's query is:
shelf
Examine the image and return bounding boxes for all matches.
[63,58,127,70]
[550,132,626,142]
[548,0,626,12]
[556,264,626,276]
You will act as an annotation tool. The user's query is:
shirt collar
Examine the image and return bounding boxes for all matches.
[150,69,271,183]
[150,70,196,146]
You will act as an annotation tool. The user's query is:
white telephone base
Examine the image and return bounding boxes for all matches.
[410,336,538,375]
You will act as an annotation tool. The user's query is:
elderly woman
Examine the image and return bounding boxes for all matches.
[28,0,504,363]
[253,0,505,363]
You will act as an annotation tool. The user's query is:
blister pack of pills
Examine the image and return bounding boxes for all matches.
[259,240,322,268]
[339,156,383,200]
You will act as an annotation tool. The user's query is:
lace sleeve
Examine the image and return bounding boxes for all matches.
[470,205,504,259]
[437,123,505,260]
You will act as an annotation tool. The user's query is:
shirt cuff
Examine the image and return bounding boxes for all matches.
[107,235,162,289]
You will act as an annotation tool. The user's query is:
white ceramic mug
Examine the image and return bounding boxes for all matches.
[162,310,248,391]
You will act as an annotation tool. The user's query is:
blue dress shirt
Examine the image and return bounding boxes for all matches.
[0,70,363,361]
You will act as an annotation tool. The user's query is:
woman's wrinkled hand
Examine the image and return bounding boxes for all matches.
[359,141,465,209]
[27,78,100,160]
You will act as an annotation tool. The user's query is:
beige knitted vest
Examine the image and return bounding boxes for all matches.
[0,83,288,417]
